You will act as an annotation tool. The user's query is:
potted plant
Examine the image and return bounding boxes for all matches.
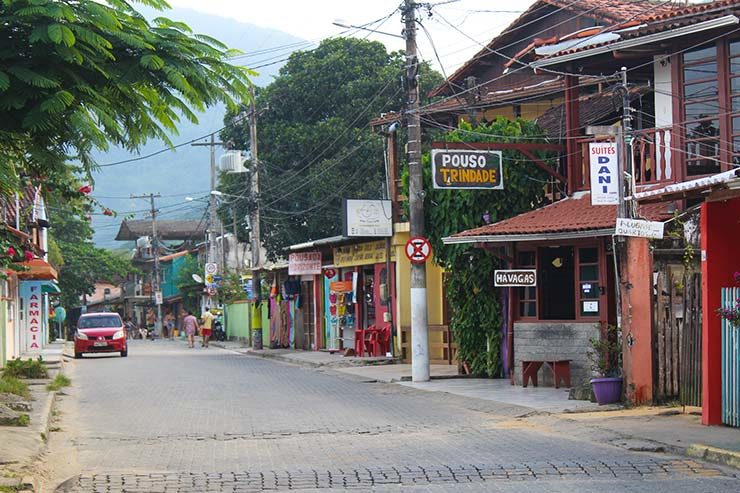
[588,324,623,405]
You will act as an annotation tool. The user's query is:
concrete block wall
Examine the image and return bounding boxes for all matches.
[513,322,600,387]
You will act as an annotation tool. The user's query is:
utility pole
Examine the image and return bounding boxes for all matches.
[192,135,225,309]
[403,0,429,382]
[132,193,162,335]
[248,86,264,350]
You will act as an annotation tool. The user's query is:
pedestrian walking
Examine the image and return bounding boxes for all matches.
[124,318,136,340]
[182,310,199,349]
[200,307,215,348]
[164,311,175,340]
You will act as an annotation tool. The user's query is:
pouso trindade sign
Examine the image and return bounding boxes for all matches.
[431,149,503,190]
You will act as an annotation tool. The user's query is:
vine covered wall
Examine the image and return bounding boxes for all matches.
[421,118,553,376]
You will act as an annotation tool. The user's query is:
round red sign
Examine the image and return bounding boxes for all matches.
[405,236,432,264]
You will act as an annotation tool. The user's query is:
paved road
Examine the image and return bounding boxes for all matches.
[49,341,737,492]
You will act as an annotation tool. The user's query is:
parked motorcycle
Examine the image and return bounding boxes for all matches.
[212,319,226,342]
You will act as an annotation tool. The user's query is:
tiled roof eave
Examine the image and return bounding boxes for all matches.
[443,228,616,244]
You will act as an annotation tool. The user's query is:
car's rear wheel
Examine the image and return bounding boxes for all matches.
[74,352,82,359]
[121,349,128,357]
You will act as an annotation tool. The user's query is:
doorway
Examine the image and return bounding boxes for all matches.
[539,246,575,320]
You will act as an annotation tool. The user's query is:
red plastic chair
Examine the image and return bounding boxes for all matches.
[368,325,390,357]
[354,326,374,357]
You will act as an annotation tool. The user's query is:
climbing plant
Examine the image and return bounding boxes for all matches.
[421,118,554,376]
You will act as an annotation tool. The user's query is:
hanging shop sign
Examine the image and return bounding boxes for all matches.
[334,241,396,268]
[615,218,665,240]
[342,199,392,237]
[589,142,619,205]
[405,236,432,264]
[431,149,503,189]
[288,252,322,275]
[329,280,353,293]
[494,269,537,287]
[154,291,163,305]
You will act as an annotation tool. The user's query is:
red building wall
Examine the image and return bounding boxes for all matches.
[701,197,740,425]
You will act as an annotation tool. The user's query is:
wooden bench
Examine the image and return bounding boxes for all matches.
[522,360,571,388]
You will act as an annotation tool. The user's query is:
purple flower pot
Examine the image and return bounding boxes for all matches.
[590,377,623,405]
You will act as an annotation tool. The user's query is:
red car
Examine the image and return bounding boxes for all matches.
[74,313,128,359]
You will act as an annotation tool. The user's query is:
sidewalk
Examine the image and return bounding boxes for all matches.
[1,342,66,491]
[211,340,461,378]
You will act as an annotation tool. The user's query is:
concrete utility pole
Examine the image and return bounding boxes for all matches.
[132,193,162,335]
[248,86,264,350]
[192,135,221,271]
[402,0,429,382]
[192,135,226,311]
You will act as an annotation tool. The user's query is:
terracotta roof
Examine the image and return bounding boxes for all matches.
[447,192,671,240]
[526,0,740,63]
[429,0,683,98]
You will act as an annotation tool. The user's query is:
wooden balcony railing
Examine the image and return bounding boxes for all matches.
[576,127,674,191]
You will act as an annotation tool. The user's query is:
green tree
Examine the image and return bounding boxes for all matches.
[50,207,135,309]
[220,37,442,259]
[423,118,554,376]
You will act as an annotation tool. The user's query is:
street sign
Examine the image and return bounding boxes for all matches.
[204,263,218,275]
[431,149,503,190]
[405,236,432,264]
[206,287,217,296]
[615,218,665,239]
[494,270,537,287]
[154,291,163,305]
[205,274,214,284]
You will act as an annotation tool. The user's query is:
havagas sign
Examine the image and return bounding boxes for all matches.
[431,149,503,190]
[494,269,537,287]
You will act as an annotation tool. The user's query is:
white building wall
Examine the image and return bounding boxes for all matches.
[654,56,673,180]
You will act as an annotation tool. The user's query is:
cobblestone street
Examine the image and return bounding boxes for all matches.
[47,342,738,492]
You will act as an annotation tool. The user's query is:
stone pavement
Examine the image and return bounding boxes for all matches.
[47,341,738,492]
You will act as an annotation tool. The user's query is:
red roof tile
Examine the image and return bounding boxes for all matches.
[452,193,671,238]
[429,0,684,98]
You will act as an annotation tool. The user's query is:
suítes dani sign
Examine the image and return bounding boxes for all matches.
[494,270,537,287]
[431,149,503,189]
[589,142,619,205]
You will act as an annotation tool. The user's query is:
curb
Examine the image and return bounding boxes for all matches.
[686,443,740,470]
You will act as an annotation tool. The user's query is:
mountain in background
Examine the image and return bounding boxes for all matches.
[90,6,307,248]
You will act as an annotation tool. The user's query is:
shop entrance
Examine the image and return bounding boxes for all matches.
[539,246,575,320]
[361,268,376,329]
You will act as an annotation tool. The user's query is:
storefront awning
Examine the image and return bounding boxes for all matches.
[443,192,672,245]
[16,258,58,280]
[41,282,61,294]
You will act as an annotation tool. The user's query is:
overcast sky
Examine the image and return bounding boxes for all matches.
[167,0,535,74]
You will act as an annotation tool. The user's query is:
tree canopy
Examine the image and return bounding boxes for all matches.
[220,37,442,259]
[0,0,252,179]
[0,0,253,276]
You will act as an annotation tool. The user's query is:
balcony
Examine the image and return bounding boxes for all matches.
[122,280,152,300]
[576,127,675,191]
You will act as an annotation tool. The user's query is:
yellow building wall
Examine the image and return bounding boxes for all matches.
[457,99,563,126]
[391,224,448,362]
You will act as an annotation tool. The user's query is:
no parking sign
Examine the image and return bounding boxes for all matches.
[404,236,431,264]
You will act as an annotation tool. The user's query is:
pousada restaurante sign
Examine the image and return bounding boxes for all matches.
[431,149,503,190]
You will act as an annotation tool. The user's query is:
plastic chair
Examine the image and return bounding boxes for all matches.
[353,328,366,356]
[368,325,390,357]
